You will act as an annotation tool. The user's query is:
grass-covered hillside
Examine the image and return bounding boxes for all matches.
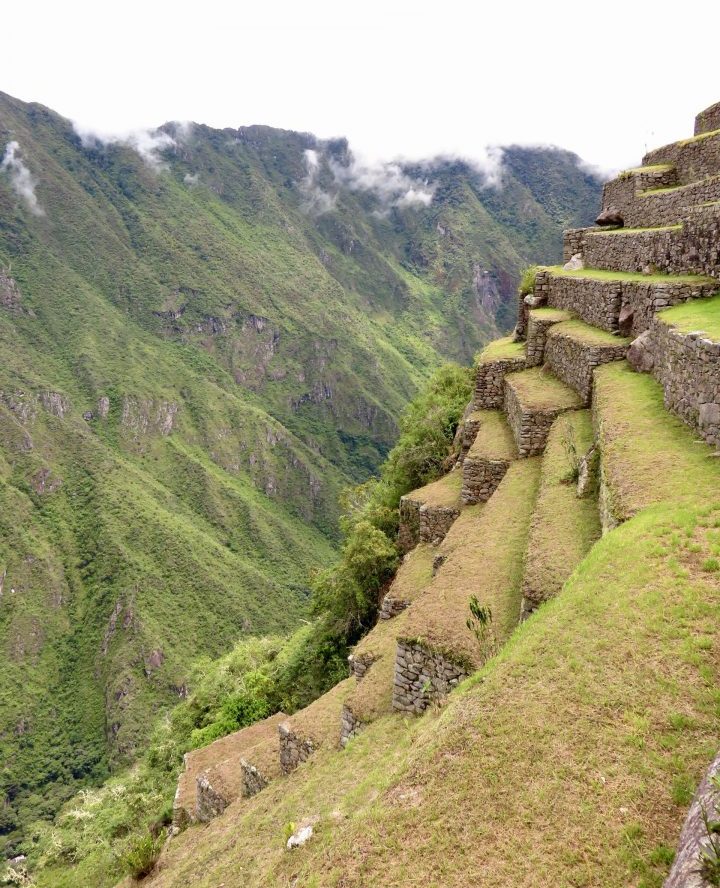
[0,90,601,848]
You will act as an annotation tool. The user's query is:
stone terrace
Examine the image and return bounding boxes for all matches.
[461,409,517,504]
[504,368,583,457]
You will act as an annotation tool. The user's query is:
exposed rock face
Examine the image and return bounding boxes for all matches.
[0,268,22,311]
[595,206,624,227]
[39,392,70,418]
[664,749,720,887]
[97,396,110,418]
[121,397,178,438]
[392,641,470,714]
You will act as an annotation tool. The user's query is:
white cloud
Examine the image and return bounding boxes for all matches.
[73,122,177,170]
[299,149,336,215]
[1,141,44,216]
[329,154,435,208]
[183,172,200,185]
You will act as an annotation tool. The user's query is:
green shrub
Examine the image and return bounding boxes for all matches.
[120,832,163,879]
[518,265,539,297]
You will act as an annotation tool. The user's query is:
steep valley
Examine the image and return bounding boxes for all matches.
[0,89,602,852]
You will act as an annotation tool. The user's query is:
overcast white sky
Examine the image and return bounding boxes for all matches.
[2,0,719,172]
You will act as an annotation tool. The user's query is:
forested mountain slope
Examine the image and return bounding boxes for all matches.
[0,89,601,842]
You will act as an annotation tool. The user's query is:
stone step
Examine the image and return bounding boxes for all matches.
[392,458,541,715]
[520,410,600,619]
[461,409,517,504]
[543,319,628,405]
[172,712,287,827]
[642,128,720,187]
[602,171,720,228]
[536,267,717,338]
[525,306,573,366]
[503,368,583,457]
[397,469,462,552]
[472,336,526,409]
[695,101,720,136]
[566,204,720,277]
[279,678,353,773]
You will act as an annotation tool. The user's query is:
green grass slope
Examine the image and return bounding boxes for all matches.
[135,376,720,888]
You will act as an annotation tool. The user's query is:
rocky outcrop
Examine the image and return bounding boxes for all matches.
[0,268,22,311]
[121,397,178,437]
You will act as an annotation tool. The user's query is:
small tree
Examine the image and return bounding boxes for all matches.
[466,596,496,665]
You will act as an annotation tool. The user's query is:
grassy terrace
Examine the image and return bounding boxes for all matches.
[346,545,437,725]
[547,318,629,347]
[283,678,354,747]
[618,163,675,177]
[547,265,715,285]
[143,499,720,888]
[678,127,720,145]
[466,409,517,461]
[658,292,720,340]
[403,468,463,508]
[521,411,601,608]
[477,335,526,363]
[529,306,572,323]
[594,363,720,523]
[585,224,682,236]
[506,367,583,412]
[174,713,287,820]
[397,458,541,667]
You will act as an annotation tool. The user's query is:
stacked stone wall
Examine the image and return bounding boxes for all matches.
[461,454,511,504]
[567,209,720,278]
[602,168,678,220]
[240,760,268,797]
[397,497,421,553]
[642,321,720,448]
[419,503,460,544]
[525,306,567,366]
[544,332,628,405]
[643,130,720,185]
[603,175,720,229]
[379,594,409,619]
[278,723,315,774]
[392,641,470,714]
[504,381,571,457]
[339,705,362,747]
[543,270,716,337]
[348,651,377,680]
[562,228,585,263]
[473,356,526,409]
[196,773,228,822]
[695,101,720,135]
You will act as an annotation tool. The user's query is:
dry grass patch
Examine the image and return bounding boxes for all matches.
[521,411,601,610]
[586,224,682,236]
[403,468,462,508]
[594,363,720,523]
[506,367,583,412]
[398,459,541,667]
[284,678,354,749]
[173,712,287,821]
[465,409,517,462]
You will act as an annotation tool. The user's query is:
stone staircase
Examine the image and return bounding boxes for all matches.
[170,100,720,834]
